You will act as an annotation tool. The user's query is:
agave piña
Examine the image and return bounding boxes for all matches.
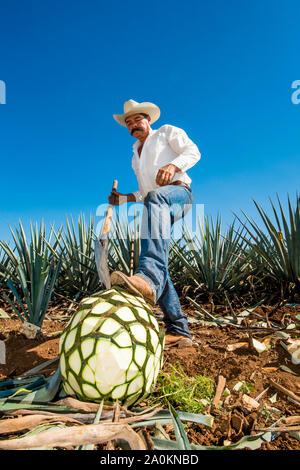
[59,286,164,406]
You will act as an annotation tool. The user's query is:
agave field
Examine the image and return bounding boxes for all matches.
[0,194,299,451]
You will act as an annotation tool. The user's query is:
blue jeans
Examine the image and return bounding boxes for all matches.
[134,184,193,338]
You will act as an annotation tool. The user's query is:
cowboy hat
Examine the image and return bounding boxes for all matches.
[113,99,160,127]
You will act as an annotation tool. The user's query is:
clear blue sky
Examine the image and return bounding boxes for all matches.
[0,0,299,243]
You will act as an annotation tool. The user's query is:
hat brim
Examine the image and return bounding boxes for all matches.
[113,103,160,127]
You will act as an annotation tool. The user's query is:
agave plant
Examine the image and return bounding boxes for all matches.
[0,221,62,327]
[236,194,300,297]
[0,245,13,288]
[107,211,141,276]
[50,214,100,300]
[171,215,251,303]
[168,234,194,291]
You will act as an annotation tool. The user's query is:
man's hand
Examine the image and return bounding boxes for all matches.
[156,163,181,186]
[108,190,135,205]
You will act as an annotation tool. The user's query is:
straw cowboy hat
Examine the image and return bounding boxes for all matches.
[113,99,161,127]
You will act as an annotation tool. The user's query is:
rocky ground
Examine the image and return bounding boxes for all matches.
[0,300,299,450]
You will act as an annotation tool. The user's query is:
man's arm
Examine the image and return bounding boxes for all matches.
[155,126,200,186]
[165,125,201,173]
[156,163,181,186]
[108,190,136,206]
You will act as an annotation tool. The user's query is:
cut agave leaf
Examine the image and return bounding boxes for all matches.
[168,403,191,450]
[77,400,104,450]
[152,431,274,451]
[130,409,214,429]
[0,368,62,406]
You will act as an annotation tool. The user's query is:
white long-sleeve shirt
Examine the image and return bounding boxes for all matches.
[131,124,201,202]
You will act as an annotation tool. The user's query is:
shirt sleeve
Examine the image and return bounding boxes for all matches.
[132,189,144,202]
[131,155,145,202]
[165,125,201,172]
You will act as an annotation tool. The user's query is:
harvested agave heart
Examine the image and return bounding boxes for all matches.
[59,287,164,406]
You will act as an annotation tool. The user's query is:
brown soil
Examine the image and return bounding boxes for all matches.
[0,301,299,451]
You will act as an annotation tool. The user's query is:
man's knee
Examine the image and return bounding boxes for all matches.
[144,189,161,204]
[145,187,172,205]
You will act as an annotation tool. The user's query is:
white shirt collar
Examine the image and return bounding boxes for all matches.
[132,127,155,150]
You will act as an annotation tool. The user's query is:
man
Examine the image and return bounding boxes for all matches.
[109,99,201,348]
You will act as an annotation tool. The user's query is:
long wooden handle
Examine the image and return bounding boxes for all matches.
[102,180,118,236]
[130,232,135,276]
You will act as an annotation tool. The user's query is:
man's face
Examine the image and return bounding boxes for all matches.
[125,113,151,140]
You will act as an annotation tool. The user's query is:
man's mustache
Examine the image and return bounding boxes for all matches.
[131,127,143,135]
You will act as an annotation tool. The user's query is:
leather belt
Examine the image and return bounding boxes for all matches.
[170,180,191,189]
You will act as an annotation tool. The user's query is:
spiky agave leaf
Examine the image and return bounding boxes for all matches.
[0,245,14,289]
[168,234,192,288]
[168,403,191,450]
[0,221,62,327]
[50,214,100,299]
[171,215,250,301]
[60,286,164,406]
[236,194,300,287]
[107,211,141,276]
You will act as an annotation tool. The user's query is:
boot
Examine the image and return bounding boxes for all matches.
[164,333,193,348]
[111,271,155,305]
